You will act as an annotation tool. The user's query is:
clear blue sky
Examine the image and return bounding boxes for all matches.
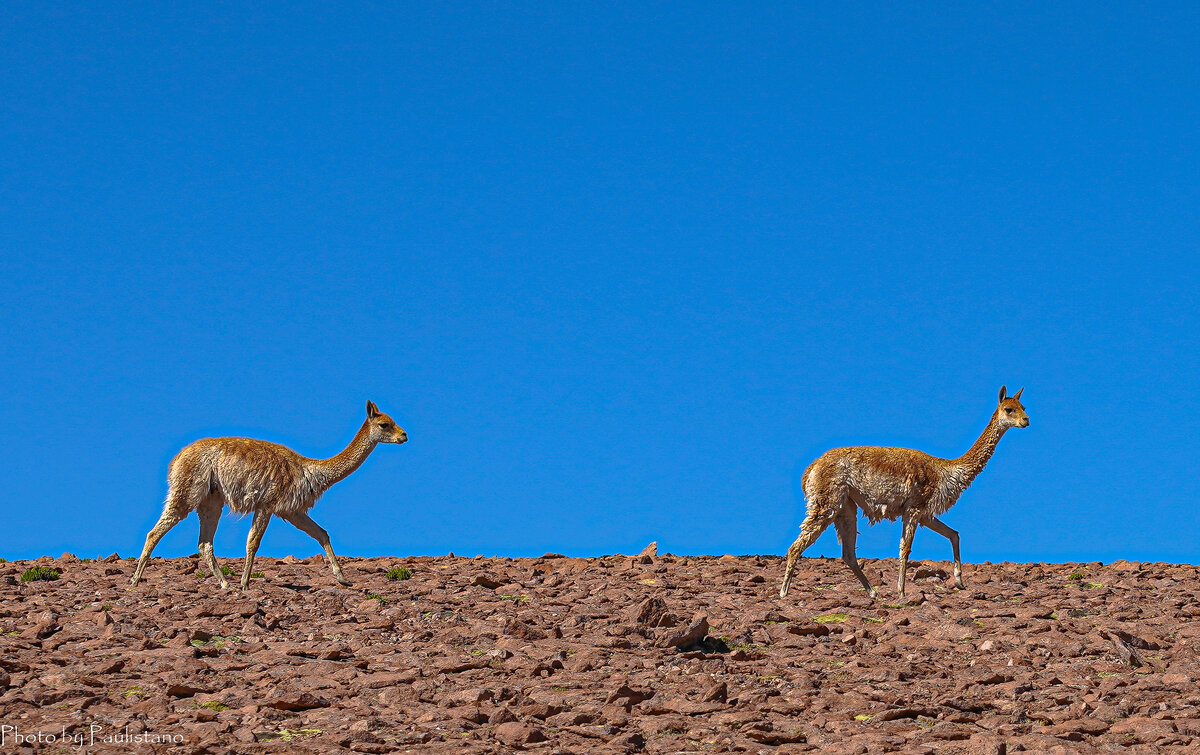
[2,4,1197,564]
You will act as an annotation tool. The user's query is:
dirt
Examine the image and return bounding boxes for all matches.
[3,551,1200,753]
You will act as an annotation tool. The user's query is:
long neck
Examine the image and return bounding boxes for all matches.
[953,411,1007,487]
[311,420,377,491]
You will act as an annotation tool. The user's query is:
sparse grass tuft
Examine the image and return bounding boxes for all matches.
[191,635,241,649]
[718,635,767,653]
[1068,570,1084,581]
[123,686,144,699]
[812,612,850,624]
[199,701,229,711]
[366,593,387,604]
[498,594,531,602]
[386,566,412,581]
[101,603,114,611]
[256,729,323,742]
[20,566,60,582]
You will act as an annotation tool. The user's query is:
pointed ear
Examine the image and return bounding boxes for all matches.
[998,385,1007,403]
[1013,387,1024,401]
[366,400,380,418]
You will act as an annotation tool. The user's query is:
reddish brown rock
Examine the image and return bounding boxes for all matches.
[658,612,709,649]
[494,721,547,745]
[266,692,328,710]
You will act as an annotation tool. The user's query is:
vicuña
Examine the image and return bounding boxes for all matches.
[130,401,408,590]
[780,386,1029,601]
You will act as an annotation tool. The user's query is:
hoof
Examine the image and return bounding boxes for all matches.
[866,588,877,600]
[336,577,352,586]
[954,580,965,590]
[778,587,788,599]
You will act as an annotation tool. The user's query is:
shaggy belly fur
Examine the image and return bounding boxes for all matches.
[173,438,321,516]
[807,446,950,525]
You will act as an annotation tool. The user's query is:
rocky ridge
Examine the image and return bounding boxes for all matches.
[2,552,1199,753]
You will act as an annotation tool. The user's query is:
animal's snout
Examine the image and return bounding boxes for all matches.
[1021,418,1030,428]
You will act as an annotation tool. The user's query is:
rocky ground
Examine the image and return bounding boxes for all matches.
[3,550,1200,754]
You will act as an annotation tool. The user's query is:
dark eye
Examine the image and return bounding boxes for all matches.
[380,422,393,429]
[1004,408,1014,414]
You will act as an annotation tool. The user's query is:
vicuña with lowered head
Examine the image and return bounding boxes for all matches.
[780,386,1029,601]
[130,401,408,590]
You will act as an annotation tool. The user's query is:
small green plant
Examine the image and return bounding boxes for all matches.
[0,557,7,564]
[366,594,387,604]
[854,714,873,721]
[1068,570,1084,581]
[256,729,323,742]
[498,594,531,602]
[1085,582,1103,589]
[20,566,60,582]
[813,612,850,624]
[191,636,241,649]
[101,603,114,611]
[199,701,229,711]
[718,636,766,653]
[249,572,264,579]
[123,686,144,699]
[220,565,236,576]
[386,566,412,581]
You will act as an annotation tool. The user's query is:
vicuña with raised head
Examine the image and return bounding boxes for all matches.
[780,386,1029,601]
[130,401,408,590]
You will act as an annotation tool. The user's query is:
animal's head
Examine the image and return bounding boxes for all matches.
[996,386,1029,429]
[366,401,408,444]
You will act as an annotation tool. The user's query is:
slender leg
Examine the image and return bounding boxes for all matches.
[130,495,188,587]
[897,514,918,601]
[834,509,876,598]
[779,509,833,598]
[924,516,964,589]
[241,510,271,590]
[281,511,351,585]
[196,496,229,589]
